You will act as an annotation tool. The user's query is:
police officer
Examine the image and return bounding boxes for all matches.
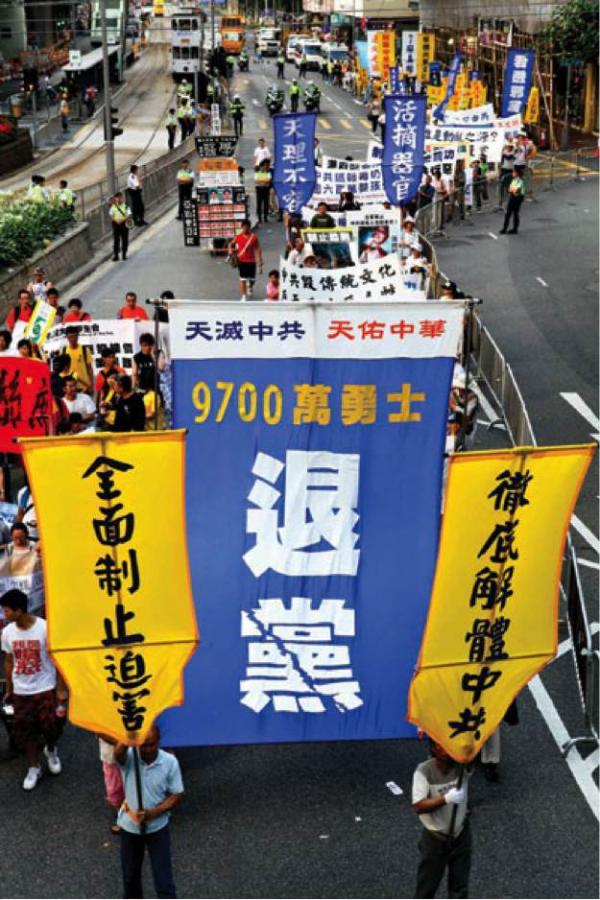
[57,179,75,209]
[176,159,194,220]
[184,99,196,138]
[500,168,525,235]
[176,101,188,143]
[109,191,132,262]
[165,107,177,150]
[229,94,245,138]
[177,78,192,101]
[26,175,50,204]
[276,50,285,79]
[289,79,301,112]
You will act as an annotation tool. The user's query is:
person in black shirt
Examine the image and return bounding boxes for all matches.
[113,375,146,432]
[133,333,157,392]
[309,202,335,229]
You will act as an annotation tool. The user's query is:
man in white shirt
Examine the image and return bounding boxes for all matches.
[127,164,147,227]
[412,740,471,898]
[253,138,271,170]
[1,589,67,790]
[287,237,313,267]
[62,376,96,424]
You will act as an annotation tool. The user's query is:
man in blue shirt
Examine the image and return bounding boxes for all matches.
[114,725,184,898]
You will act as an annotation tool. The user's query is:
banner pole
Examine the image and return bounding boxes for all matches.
[447,762,465,841]
[133,745,146,835]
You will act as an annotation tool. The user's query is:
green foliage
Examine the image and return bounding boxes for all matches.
[544,0,600,63]
[0,195,75,269]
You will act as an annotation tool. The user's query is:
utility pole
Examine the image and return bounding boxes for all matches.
[100,0,117,195]
[561,62,572,150]
[210,0,215,57]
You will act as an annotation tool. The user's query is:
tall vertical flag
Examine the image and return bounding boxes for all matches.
[382,94,426,206]
[433,52,463,120]
[273,111,317,215]
[501,48,535,117]
[408,445,596,762]
[20,431,199,744]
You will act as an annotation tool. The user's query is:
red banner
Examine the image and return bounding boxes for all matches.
[0,357,52,453]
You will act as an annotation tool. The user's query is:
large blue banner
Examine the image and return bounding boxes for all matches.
[433,52,463,121]
[501,48,535,117]
[273,111,317,214]
[382,94,426,207]
[162,302,464,747]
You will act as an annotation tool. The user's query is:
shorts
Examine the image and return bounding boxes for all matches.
[13,689,64,750]
[238,262,256,281]
[103,761,125,808]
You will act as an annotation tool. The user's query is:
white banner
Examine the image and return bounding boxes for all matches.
[442,103,495,125]
[367,30,383,77]
[280,253,426,304]
[426,114,523,163]
[314,163,386,205]
[44,319,169,375]
[169,301,465,360]
[401,31,418,76]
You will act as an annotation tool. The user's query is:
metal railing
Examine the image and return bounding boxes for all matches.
[417,189,598,756]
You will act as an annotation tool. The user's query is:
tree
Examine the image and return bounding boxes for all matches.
[544,0,599,63]
[543,0,599,147]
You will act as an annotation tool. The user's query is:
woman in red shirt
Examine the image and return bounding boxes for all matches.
[229,219,263,301]
[63,298,92,323]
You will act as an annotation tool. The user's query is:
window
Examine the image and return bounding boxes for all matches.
[1,26,13,39]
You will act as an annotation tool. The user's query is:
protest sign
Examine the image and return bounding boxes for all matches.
[416,33,435,84]
[357,223,402,259]
[501,48,535,118]
[25,300,56,346]
[182,199,200,247]
[44,320,170,377]
[443,103,495,125]
[163,300,464,745]
[524,86,540,124]
[280,254,426,302]
[401,31,417,76]
[367,30,384,76]
[273,112,317,214]
[408,444,595,762]
[382,94,427,206]
[194,135,237,158]
[314,163,386,205]
[21,431,198,744]
[300,229,356,268]
[0,357,51,454]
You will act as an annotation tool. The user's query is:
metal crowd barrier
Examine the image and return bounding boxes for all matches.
[418,211,598,757]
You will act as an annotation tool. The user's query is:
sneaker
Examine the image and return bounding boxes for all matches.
[44,746,62,775]
[240,295,247,302]
[247,282,253,297]
[23,766,42,790]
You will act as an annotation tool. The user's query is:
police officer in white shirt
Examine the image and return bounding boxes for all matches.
[127,164,147,227]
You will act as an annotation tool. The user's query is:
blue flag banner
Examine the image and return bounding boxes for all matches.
[382,94,427,206]
[355,40,369,71]
[501,48,535,117]
[162,301,465,747]
[433,52,463,120]
[273,112,317,214]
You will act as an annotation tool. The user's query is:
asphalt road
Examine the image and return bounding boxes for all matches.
[0,54,598,900]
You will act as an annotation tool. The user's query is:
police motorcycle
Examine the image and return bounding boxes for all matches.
[303,81,321,112]
[265,84,284,117]
[238,49,249,72]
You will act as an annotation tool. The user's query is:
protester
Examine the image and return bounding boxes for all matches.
[6,289,34,332]
[412,740,471,899]
[17,339,34,358]
[64,326,94,394]
[254,160,272,224]
[63,298,92,323]
[62,376,96,424]
[66,411,95,435]
[1,588,67,791]
[287,237,313,267]
[143,386,165,430]
[310,202,335,229]
[265,270,280,301]
[117,292,149,321]
[229,219,263,302]
[418,174,435,209]
[252,137,271,170]
[338,191,360,212]
[0,329,13,355]
[113,375,146,432]
[46,286,65,322]
[27,267,50,303]
[112,724,184,899]
[132,333,159,391]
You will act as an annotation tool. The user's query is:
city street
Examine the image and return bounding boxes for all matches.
[0,49,597,899]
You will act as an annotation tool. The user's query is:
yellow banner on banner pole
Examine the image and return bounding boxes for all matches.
[408,444,595,763]
[20,430,198,745]
[524,86,540,124]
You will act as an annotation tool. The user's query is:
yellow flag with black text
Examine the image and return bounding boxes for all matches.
[21,431,198,744]
[408,445,595,762]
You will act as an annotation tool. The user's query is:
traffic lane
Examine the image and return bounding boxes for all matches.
[0,686,597,900]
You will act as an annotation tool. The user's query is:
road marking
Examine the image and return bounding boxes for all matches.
[319,119,332,130]
[252,98,260,106]
[528,674,599,821]
[360,120,372,130]
[571,514,600,555]
[472,381,504,428]
[557,621,599,657]
[536,276,549,287]
[340,119,352,130]
[560,392,600,440]
[259,118,268,129]
[583,750,600,774]
[488,232,498,240]
[577,558,600,571]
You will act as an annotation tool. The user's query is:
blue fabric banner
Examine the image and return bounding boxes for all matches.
[272,111,317,214]
[161,302,465,747]
[355,41,369,71]
[389,66,400,93]
[382,93,426,206]
[433,52,463,120]
[501,48,535,117]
